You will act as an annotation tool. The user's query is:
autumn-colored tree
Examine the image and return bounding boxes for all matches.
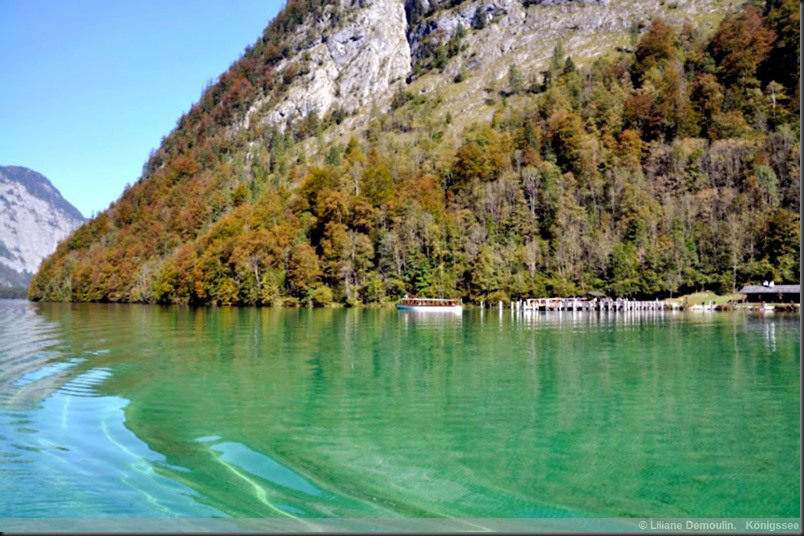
[299,166,338,212]
[451,142,492,187]
[617,129,643,168]
[287,243,321,299]
[710,5,775,89]
[546,110,591,177]
[689,73,724,138]
[634,19,677,80]
[451,124,509,188]
[360,148,395,206]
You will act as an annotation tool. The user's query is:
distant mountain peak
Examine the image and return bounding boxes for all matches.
[0,166,85,288]
[0,166,85,222]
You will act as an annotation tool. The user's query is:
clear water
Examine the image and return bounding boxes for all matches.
[0,300,799,519]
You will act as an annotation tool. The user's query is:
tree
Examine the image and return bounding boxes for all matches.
[765,80,790,128]
[710,6,775,89]
[689,73,724,138]
[311,284,334,306]
[470,245,501,299]
[508,64,524,94]
[360,150,395,206]
[762,208,799,280]
[550,41,566,75]
[546,110,591,177]
[232,182,249,206]
[447,24,465,57]
[634,19,676,80]
[762,0,800,93]
[451,125,508,188]
[288,244,321,298]
[618,129,643,168]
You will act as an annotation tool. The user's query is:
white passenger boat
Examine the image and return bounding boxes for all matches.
[523,298,562,310]
[396,296,462,313]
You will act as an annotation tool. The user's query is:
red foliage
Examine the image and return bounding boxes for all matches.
[710,6,776,85]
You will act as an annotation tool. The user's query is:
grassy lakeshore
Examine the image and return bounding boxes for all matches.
[665,292,744,307]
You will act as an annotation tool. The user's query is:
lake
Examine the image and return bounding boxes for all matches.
[0,300,799,524]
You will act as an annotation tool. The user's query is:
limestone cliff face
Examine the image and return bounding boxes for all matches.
[0,167,84,288]
[246,0,413,128]
[407,0,720,72]
[244,0,723,133]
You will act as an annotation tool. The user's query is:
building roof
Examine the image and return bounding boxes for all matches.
[739,284,800,294]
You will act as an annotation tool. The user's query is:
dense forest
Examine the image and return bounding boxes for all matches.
[30,0,800,306]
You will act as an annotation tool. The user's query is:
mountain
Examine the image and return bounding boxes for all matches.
[0,166,85,289]
[30,0,800,305]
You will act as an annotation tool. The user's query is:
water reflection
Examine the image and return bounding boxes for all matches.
[0,301,800,519]
[514,308,674,327]
[398,309,463,323]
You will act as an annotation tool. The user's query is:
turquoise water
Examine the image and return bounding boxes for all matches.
[0,301,799,519]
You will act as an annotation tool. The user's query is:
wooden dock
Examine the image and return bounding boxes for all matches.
[487,298,671,311]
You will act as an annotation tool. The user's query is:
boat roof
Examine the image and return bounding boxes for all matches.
[739,284,800,294]
[400,297,458,301]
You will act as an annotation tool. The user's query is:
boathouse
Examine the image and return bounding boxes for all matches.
[738,282,800,304]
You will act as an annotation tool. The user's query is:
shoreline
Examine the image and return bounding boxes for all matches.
[20,298,801,313]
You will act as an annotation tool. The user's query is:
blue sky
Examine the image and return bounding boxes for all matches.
[0,0,282,218]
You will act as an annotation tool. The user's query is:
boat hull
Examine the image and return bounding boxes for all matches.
[396,304,462,313]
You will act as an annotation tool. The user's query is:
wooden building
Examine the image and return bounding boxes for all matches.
[738,283,800,304]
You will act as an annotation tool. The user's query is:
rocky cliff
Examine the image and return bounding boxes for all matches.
[236,0,726,134]
[249,0,413,127]
[0,166,84,288]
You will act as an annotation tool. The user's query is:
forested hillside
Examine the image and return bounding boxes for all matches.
[30,0,800,305]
